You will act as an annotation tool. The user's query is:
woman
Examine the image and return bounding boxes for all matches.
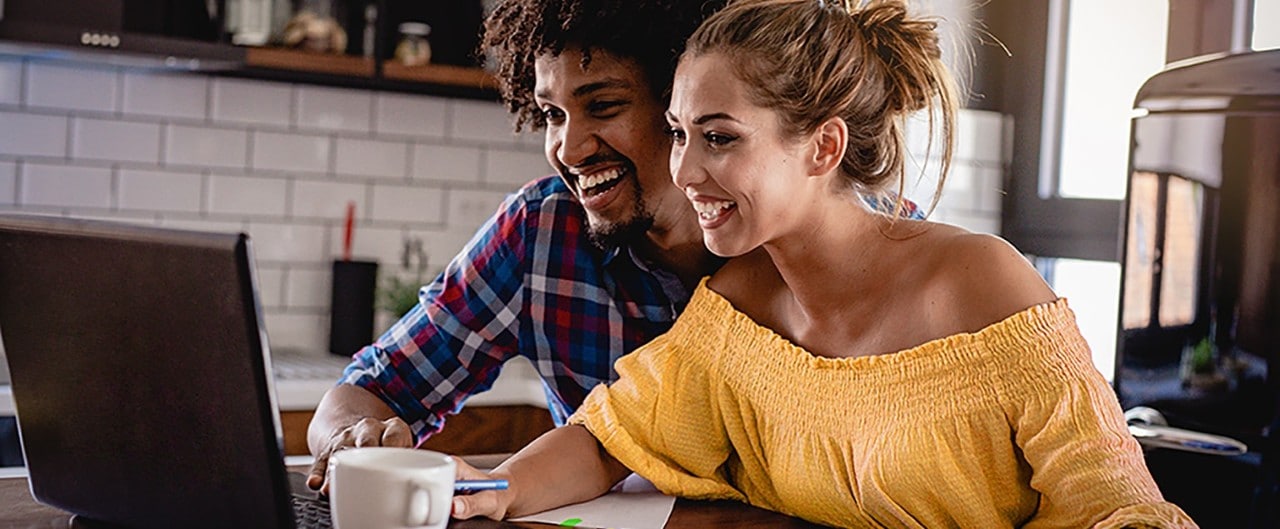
[451,0,1197,527]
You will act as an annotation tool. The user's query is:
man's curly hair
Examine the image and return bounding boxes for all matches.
[481,0,727,132]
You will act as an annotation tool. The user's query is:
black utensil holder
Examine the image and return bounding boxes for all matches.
[329,259,378,356]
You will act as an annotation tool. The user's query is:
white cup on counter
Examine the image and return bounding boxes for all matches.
[328,447,457,529]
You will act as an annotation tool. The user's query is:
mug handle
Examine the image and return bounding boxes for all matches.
[406,478,450,527]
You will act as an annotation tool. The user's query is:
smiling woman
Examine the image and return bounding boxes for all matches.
[448,1,1198,527]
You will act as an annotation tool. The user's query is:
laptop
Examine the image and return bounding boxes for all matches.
[0,214,331,529]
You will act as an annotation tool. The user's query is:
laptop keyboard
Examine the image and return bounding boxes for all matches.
[291,493,333,529]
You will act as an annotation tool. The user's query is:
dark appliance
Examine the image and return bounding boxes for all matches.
[1117,48,1280,528]
[0,0,243,70]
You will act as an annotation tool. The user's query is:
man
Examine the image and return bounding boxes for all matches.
[306,0,918,490]
[305,0,726,490]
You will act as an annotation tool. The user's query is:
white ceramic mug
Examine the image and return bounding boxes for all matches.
[328,447,457,529]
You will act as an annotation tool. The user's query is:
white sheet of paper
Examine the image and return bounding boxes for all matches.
[510,473,676,529]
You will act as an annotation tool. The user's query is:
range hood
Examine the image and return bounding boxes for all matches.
[0,0,244,71]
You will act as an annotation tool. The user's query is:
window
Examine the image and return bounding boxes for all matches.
[1046,259,1121,379]
[1057,1,1168,200]
[988,0,1260,378]
[1255,0,1279,50]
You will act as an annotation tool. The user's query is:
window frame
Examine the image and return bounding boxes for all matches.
[984,0,1249,263]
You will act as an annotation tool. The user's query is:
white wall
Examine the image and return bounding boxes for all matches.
[0,56,1007,355]
[0,57,545,354]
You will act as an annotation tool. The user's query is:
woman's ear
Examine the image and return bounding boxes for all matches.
[809,116,847,177]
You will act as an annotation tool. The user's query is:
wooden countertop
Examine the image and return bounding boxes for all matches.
[0,455,827,528]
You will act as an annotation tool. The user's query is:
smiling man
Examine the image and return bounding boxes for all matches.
[532,47,704,266]
[304,0,729,491]
[305,0,919,492]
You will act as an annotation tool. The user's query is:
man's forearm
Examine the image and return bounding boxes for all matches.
[307,383,398,456]
[493,424,631,518]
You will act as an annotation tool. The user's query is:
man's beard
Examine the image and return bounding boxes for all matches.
[586,195,655,250]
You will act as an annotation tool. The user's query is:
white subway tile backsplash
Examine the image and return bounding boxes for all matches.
[59,212,158,227]
[904,109,1008,165]
[902,153,944,208]
[211,78,292,127]
[253,131,331,174]
[0,111,68,157]
[254,266,288,309]
[976,165,1005,214]
[0,162,15,205]
[208,173,288,216]
[122,71,208,121]
[262,311,328,352]
[72,118,161,163]
[329,223,404,266]
[21,163,112,209]
[25,62,119,113]
[937,162,978,212]
[165,124,249,169]
[284,267,331,309]
[292,179,367,220]
[334,137,408,179]
[8,54,839,334]
[446,188,511,235]
[375,93,448,138]
[903,110,944,158]
[0,59,22,106]
[956,109,1004,164]
[246,221,327,262]
[483,148,551,188]
[514,125,543,148]
[296,86,373,133]
[411,143,482,184]
[157,217,246,234]
[450,99,522,144]
[412,227,478,271]
[118,168,203,213]
[370,184,445,224]
[943,210,1001,235]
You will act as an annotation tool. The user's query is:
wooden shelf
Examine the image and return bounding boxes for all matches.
[245,46,375,77]
[240,46,498,99]
[382,61,497,90]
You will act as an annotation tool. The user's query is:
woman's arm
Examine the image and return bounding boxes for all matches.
[451,424,632,520]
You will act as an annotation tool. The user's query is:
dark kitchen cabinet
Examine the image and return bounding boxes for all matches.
[234,0,496,100]
[0,0,497,99]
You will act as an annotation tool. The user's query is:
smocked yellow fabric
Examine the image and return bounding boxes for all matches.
[569,280,1197,528]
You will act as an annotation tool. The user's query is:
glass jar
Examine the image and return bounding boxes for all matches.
[395,22,432,66]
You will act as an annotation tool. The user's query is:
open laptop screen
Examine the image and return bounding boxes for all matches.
[0,215,295,529]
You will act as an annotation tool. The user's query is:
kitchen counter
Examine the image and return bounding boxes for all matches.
[270,351,548,411]
[0,351,548,416]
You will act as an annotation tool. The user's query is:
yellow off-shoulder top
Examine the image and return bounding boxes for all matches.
[568,280,1197,529]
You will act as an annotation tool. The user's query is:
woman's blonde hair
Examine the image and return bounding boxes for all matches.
[684,0,959,217]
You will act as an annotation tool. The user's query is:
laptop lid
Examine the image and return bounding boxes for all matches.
[0,215,296,529]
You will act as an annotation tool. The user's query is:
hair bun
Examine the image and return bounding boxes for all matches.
[849,0,941,113]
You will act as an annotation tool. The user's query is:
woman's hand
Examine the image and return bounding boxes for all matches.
[451,458,516,520]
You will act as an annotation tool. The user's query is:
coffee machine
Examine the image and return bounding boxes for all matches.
[1117,49,1280,528]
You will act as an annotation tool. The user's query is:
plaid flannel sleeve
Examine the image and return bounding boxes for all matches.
[340,191,529,442]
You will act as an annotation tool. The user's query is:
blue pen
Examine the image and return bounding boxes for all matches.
[455,479,509,494]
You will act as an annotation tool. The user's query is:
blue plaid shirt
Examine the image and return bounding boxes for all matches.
[341,176,921,442]
[341,176,694,441]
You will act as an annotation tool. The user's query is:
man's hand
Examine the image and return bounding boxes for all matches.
[450,458,515,521]
[306,416,413,494]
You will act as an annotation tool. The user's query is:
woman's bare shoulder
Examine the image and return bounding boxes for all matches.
[924,230,1057,332]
